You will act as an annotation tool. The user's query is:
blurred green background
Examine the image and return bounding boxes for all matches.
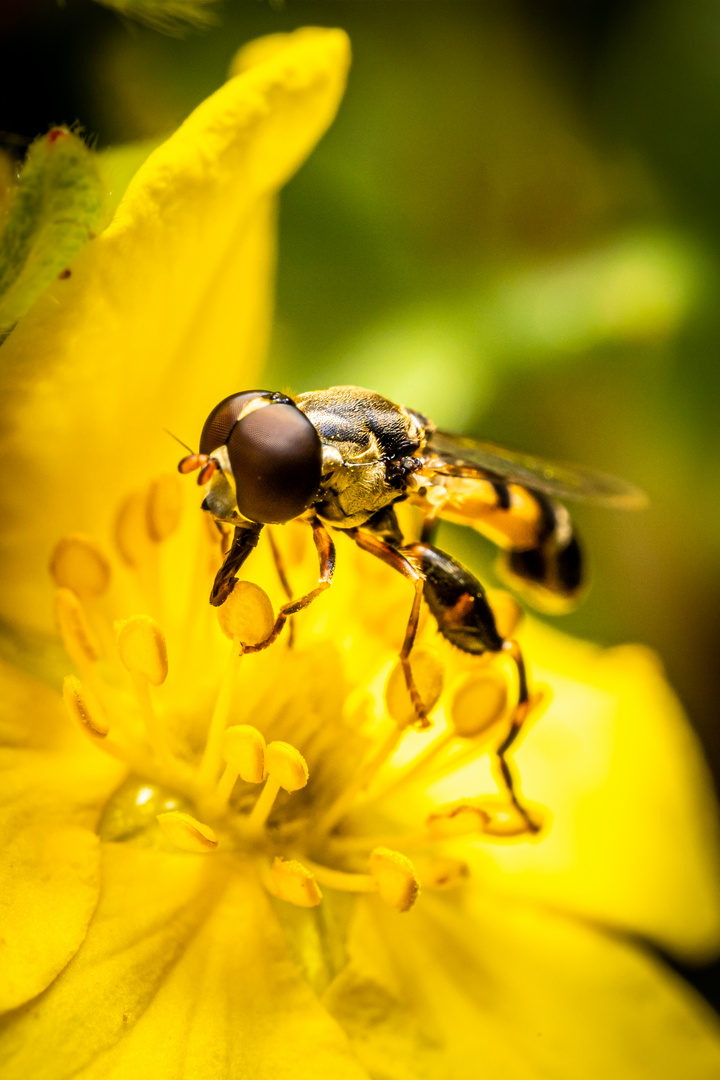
[2,0,720,998]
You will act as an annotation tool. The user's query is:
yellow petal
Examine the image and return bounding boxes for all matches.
[428,621,720,961]
[0,844,369,1080]
[326,890,720,1080]
[0,27,350,634]
[0,663,123,1012]
[0,657,79,754]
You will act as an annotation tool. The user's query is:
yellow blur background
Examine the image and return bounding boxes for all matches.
[3,0,720,1000]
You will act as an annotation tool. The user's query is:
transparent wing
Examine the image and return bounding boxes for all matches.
[427,430,647,509]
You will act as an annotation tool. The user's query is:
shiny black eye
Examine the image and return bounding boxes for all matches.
[199,391,272,456]
[226,402,322,524]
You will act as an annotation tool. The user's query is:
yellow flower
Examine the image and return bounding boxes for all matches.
[2,26,720,1080]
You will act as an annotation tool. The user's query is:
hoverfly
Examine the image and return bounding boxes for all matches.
[179,386,644,832]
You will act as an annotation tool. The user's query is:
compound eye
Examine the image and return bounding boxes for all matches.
[226,403,322,524]
[199,391,271,456]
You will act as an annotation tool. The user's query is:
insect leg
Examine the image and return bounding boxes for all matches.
[348,526,430,728]
[210,522,264,607]
[496,639,539,834]
[420,513,439,544]
[401,542,503,655]
[403,541,538,831]
[211,518,232,554]
[244,516,335,653]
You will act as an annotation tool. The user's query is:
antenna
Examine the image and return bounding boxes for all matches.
[164,428,196,455]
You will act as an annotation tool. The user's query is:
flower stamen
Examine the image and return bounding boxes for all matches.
[146,474,183,544]
[199,582,274,786]
[214,724,267,809]
[49,474,548,923]
[157,810,218,853]
[62,674,108,738]
[314,723,405,836]
[474,795,547,839]
[369,847,420,912]
[115,491,154,569]
[116,615,170,761]
[299,859,376,894]
[178,514,223,672]
[269,858,322,907]
[451,669,510,738]
[249,741,309,829]
[61,675,153,770]
[114,478,181,622]
[54,587,100,670]
[302,848,420,912]
[50,534,117,660]
[199,640,245,787]
[49,534,111,599]
[369,670,548,809]
[426,803,489,838]
[327,803,488,854]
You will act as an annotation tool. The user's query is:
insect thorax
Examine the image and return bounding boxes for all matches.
[296,386,427,527]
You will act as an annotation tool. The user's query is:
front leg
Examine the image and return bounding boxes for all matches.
[210,522,263,607]
[243,516,336,654]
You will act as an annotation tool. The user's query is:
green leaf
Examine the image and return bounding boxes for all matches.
[478,231,702,362]
[0,129,105,335]
[92,0,220,35]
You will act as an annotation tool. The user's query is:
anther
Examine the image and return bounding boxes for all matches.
[265,741,309,791]
[115,491,152,568]
[146,474,182,543]
[157,810,218,853]
[450,670,508,738]
[249,741,309,828]
[62,675,108,737]
[214,725,267,808]
[223,725,266,783]
[49,534,111,598]
[117,616,169,760]
[474,796,545,838]
[116,615,168,686]
[368,847,420,912]
[385,648,444,728]
[426,804,489,839]
[270,858,322,907]
[217,580,274,646]
[55,587,100,668]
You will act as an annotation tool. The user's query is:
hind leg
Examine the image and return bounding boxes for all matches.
[495,639,540,833]
[404,540,539,831]
[348,525,430,728]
